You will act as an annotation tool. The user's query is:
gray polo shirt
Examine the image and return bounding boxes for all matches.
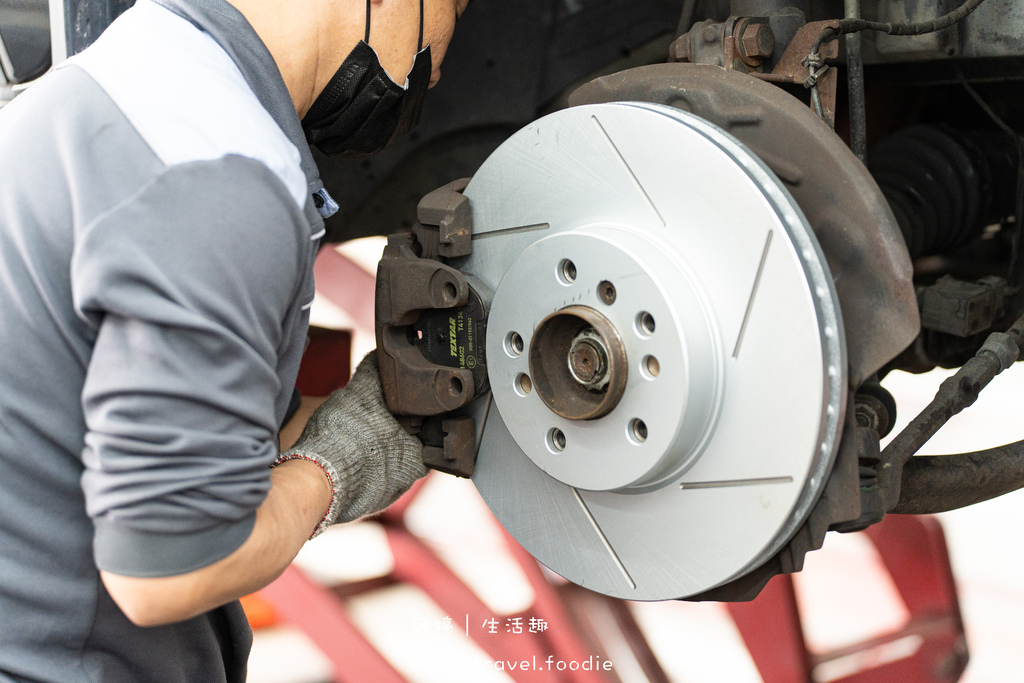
[0,0,335,679]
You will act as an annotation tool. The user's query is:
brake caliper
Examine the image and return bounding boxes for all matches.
[375,179,488,478]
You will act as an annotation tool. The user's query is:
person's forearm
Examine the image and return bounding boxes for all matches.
[101,457,331,627]
[279,395,328,451]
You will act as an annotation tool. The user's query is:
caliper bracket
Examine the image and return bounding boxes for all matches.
[375,179,486,477]
[418,415,478,478]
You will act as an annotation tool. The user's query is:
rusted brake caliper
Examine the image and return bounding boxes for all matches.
[375,179,489,478]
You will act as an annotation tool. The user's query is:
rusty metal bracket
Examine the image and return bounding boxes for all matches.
[670,16,774,74]
[668,16,836,125]
[749,20,840,127]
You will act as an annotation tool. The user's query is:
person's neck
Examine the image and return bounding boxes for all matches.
[226,0,365,118]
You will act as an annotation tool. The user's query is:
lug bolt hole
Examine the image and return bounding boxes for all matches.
[641,355,660,380]
[504,331,525,357]
[514,373,533,397]
[557,259,577,285]
[635,311,656,337]
[547,427,567,453]
[628,419,648,445]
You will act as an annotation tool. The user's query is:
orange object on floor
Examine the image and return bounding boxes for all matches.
[241,593,278,630]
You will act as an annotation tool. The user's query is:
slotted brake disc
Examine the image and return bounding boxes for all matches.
[461,102,846,600]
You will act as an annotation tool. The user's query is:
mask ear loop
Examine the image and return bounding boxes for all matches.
[364,0,371,43]
[418,0,424,51]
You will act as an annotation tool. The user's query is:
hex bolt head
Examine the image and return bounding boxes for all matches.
[569,342,602,383]
[669,35,691,62]
[740,23,775,61]
[854,393,890,437]
[568,329,610,389]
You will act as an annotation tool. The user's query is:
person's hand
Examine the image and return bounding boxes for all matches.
[277,353,427,535]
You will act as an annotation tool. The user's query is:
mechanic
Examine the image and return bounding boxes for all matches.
[0,0,467,679]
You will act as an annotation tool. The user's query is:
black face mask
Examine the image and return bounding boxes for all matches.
[301,0,431,158]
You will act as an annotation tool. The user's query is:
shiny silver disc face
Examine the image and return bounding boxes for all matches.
[462,103,846,600]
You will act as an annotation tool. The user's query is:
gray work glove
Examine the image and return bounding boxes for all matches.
[277,353,427,537]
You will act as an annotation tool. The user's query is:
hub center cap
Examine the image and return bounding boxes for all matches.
[530,305,627,421]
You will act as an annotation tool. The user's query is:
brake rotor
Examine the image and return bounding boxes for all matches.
[462,102,846,600]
